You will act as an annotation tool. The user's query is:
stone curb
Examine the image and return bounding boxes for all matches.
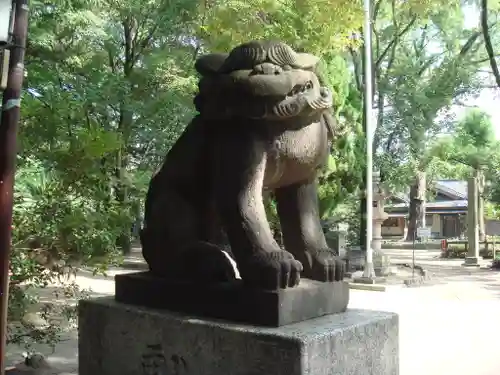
[348,282,387,292]
[403,275,433,288]
[393,263,436,288]
[120,259,148,270]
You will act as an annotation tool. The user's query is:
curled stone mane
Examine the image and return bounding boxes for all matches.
[193,40,333,122]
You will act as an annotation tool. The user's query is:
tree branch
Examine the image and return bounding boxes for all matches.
[454,99,479,107]
[107,46,116,74]
[470,55,500,64]
[372,0,383,62]
[459,30,482,57]
[132,24,158,66]
[375,14,417,69]
[481,0,500,88]
[349,47,363,92]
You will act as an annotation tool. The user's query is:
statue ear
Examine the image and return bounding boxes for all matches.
[195,53,229,76]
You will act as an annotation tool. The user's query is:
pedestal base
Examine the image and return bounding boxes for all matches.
[352,276,387,284]
[115,272,349,327]
[78,298,399,375]
[374,250,392,277]
[346,246,365,271]
[462,256,480,267]
[346,247,392,277]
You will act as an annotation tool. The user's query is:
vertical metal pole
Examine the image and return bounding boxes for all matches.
[362,0,375,278]
[0,0,29,372]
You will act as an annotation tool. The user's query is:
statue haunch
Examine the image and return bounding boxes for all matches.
[140,40,345,290]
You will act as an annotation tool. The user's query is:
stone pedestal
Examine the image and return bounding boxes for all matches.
[346,246,365,271]
[373,192,391,277]
[115,272,350,327]
[372,209,387,253]
[325,223,349,259]
[348,174,392,278]
[463,256,480,267]
[373,250,391,277]
[346,248,391,278]
[79,297,399,375]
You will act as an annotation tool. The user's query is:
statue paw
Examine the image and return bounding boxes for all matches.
[238,250,303,290]
[302,249,345,282]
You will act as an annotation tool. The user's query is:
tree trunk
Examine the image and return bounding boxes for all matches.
[115,108,133,254]
[114,19,137,254]
[406,171,426,241]
[115,168,132,254]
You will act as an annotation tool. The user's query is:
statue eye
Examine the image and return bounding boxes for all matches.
[282,65,292,71]
[253,65,264,74]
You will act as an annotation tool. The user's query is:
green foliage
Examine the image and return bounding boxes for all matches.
[318,126,364,219]
[316,54,365,219]
[12,169,127,264]
[367,2,493,196]
[432,109,500,211]
[450,109,497,167]
[432,109,499,170]
[485,201,500,219]
[7,163,123,349]
[200,0,364,54]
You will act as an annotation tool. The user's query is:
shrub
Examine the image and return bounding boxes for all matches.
[7,167,131,350]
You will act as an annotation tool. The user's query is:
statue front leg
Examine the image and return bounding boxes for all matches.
[214,139,302,290]
[275,180,345,282]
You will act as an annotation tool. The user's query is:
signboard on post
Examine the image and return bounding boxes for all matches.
[417,227,431,238]
[335,223,349,233]
[0,0,12,44]
[0,0,13,92]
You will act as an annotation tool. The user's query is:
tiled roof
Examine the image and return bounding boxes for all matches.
[388,180,467,202]
[388,200,467,209]
[385,179,468,212]
[435,180,467,199]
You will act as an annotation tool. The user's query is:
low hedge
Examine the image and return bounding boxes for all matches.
[442,242,498,259]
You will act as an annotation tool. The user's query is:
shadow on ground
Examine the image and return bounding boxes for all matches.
[6,327,79,373]
[6,277,115,374]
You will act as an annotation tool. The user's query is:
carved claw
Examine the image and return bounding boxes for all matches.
[301,249,345,282]
[238,250,303,290]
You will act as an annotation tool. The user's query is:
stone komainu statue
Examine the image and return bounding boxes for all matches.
[140,40,345,290]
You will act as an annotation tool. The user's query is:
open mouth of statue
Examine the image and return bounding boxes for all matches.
[285,81,314,99]
[270,84,332,118]
[283,82,331,103]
